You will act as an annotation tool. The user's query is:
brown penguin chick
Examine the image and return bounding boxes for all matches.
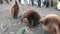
[39,14,60,34]
[5,0,9,4]
[22,9,41,28]
[11,0,20,18]
[0,0,3,4]
[51,0,53,7]
[10,0,12,2]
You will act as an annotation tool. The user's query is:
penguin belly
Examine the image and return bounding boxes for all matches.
[13,8,19,18]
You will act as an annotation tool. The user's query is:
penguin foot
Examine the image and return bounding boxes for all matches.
[13,16,18,19]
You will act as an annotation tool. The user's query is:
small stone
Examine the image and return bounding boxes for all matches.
[10,32,15,34]
[1,26,3,29]
[19,22,21,25]
[8,20,10,22]
[2,28,7,32]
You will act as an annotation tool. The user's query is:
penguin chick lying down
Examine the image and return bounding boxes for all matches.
[22,9,41,27]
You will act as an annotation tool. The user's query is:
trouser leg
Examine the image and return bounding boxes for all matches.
[38,0,41,7]
[46,0,49,8]
[31,0,34,6]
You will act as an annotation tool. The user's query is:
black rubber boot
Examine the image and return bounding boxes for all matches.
[38,0,41,7]
[31,0,34,6]
[46,0,49,8]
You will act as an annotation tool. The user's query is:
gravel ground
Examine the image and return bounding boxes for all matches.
[0,0,60,34]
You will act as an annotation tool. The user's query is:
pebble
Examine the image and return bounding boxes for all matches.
[10,32,15,34]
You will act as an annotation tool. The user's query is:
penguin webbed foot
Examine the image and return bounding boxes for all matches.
[13,16,18,19]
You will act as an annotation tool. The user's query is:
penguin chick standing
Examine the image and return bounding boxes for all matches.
[5,0,9,4]
[11,0,20,18]
[0,0,3,4]
[10,0,12,2]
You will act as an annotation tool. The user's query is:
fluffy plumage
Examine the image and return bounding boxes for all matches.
[0,0,3,4]
[5,0,9,3]
[39,14,60,34]
[11,0,20,18]
[22,9,41,27]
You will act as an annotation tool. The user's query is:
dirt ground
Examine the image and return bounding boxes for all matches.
[0,0,60,34]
